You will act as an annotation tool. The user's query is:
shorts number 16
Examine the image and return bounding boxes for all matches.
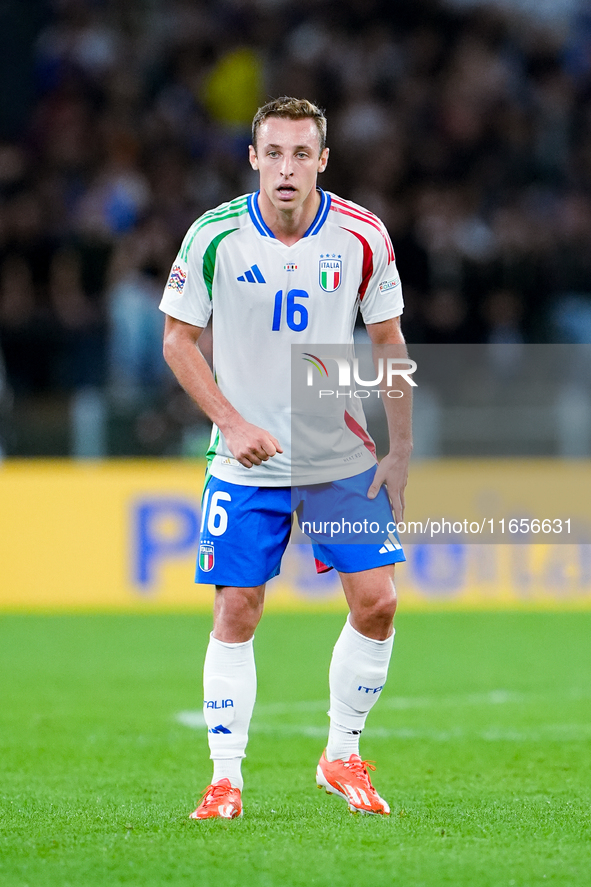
[272,289,309,332]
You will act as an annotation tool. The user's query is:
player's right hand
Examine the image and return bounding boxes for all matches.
[224,420,283,468]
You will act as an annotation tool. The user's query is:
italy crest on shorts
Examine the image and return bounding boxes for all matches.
[319,256,342,292]
[199,544,215,572]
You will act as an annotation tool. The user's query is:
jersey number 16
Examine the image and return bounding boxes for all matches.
[272,289,309,332]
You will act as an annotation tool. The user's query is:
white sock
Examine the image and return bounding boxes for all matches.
[202,633,257,790]
[212,756,243,787]
[326,616,394,762]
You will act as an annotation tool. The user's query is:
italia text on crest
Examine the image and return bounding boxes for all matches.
[319,254,342,292]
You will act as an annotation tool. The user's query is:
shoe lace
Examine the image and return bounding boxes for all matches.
[199,781,234,806]
[344,757,377,782]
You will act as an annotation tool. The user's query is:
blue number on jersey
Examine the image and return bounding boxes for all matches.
[272,289,309,331]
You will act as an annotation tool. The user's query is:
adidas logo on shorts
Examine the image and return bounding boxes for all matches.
[379,533,402,554]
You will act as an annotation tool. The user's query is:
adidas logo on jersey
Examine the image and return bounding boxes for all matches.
[237,264,266,283]
[379,533,402,554]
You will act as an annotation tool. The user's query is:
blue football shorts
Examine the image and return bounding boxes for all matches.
[195,465,405,587]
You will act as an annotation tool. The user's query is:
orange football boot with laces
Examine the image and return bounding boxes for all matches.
[316,749,390,815]
[190,778,243,820]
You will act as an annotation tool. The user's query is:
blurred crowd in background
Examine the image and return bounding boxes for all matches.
[1,0,591,455]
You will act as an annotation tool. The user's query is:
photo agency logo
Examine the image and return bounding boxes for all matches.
[302,352,417,399]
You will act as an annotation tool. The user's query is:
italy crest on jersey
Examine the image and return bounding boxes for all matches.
[319,256,342,292]
[199,544,215,572]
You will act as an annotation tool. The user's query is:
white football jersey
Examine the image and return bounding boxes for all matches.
[159,188,404,486]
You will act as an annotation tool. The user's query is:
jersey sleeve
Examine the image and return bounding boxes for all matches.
[159,230,212,329]
[358,226,404,326]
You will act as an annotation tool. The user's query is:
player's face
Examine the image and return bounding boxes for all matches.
[249,117,329,214]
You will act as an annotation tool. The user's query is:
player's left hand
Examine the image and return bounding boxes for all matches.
[367,452,410,525]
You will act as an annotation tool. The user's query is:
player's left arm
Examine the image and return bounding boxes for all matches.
[365,315,413,523]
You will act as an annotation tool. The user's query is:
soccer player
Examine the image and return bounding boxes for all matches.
[160,97,412,819]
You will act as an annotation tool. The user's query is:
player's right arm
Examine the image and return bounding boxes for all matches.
[162,315,282,468]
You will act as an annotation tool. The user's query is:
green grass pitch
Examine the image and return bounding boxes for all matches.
[1,610,590,886]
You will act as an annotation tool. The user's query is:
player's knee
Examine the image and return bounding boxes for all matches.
[214,585,265,638]
[352,586,397,637]
[216,585,264,605]
[370,589,397,624]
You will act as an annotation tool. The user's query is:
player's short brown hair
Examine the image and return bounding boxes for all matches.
[251,97,327,154]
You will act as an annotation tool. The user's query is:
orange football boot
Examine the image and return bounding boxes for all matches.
[190,778,243,820]
[316,750,390,815]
